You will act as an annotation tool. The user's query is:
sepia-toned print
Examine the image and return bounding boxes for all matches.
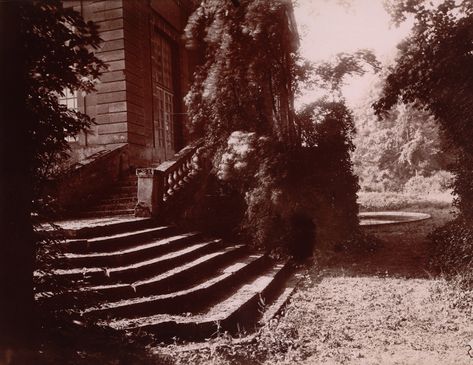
[1,1,472,364]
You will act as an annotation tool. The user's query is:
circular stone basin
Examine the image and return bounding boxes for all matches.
[359,211,431,227]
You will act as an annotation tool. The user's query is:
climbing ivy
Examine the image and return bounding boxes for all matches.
[183,0,363,256]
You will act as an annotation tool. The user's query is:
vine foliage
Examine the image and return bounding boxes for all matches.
[376,0,473,279]
[183,0,360,257]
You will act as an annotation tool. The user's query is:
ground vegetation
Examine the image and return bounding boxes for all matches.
[184,0,376,256]
[353,81,454,193]
[375,0,473,284]
[163,196,473,365]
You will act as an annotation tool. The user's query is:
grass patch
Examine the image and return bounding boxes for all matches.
[159,267,473,365]
[358,191,453,212]
[158,194,461,364]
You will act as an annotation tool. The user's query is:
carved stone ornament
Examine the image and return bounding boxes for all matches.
[136,168,157,178]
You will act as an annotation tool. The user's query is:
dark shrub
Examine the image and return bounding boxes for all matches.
[429,217,473,285]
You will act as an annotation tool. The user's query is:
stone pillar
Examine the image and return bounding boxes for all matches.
[134,168,163,217]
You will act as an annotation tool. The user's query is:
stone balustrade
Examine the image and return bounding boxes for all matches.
[134,142,203,217]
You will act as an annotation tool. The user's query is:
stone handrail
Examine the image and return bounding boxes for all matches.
[134,141,203,217]
[49,143,128,213]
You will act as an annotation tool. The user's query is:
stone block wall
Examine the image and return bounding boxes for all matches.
[64,0,197,169]
[51,144,129,213]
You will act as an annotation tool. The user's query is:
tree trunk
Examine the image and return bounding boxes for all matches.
[0,1,36,360]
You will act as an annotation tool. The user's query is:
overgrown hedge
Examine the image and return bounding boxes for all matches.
[181,0,362,259]
[429,217,473,286]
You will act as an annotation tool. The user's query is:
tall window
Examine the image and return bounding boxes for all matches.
[59,89,79,142]
[151,30,174,154]
[58,88,78,110]
[153,87,174,149]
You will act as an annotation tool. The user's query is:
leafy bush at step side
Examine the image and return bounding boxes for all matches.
[21,0,106,213]
[217,101,360,257]
[181,100,361,258]
[429,218,473,287]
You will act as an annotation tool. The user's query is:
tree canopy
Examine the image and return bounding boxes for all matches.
[23,0,105,210]
[183,0,377,254]
[375,0,473,215]
[0,0,104,355]
[353,79,452,192]
[184,0,299,147]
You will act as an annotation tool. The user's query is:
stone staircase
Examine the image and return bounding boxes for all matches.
[36,217,299,342]
[76,173,138,218]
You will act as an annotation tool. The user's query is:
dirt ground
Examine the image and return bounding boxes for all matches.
[165,205,473,365]
[294,206,473,365]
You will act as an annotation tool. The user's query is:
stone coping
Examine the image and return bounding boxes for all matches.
[359,211,431,227]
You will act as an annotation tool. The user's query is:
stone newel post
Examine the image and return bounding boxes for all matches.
[134,168,163,217]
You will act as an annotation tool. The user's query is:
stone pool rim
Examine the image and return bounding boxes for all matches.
[359,211,431,227]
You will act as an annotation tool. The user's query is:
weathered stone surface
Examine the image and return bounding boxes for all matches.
[36,217,297,341]
[49,144,129,213]
[135,169,161,217]
[67,0,197,167]
[134,201,151,218]
[84,253,263,318]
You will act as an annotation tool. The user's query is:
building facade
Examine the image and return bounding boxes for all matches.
[64,0,198,167]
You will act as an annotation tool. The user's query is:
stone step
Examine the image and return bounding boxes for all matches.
[114,186,136,194]
[99,191,136,200]
[117,175,137,183]
[109,184,136,192]
[257,270,302,326]
[99,197,137,206]
[43,217,154,240]
[75,209,135,218]
[104,239,224,283]
[84,254,267,320]
[59,232,200,268]
[50,238,224,285]
[66,226,176,254]
[37,244,248,309]
[105,260,291,341]
[116,177,137,184]
[37,208,299,342]
[85,202,136,213]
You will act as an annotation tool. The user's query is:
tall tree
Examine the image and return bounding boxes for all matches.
[375,0,473,215]
[0,2,33,358]
[353,80,450,192]
[0,0,104,357]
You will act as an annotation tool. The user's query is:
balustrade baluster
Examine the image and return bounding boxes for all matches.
[166,171,174,198]
[177,164,185,187]
[135,143,203,217]
[190,152,199,176]
[183,157,191,183]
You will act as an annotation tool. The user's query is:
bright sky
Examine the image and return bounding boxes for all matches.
[293,0,413,108]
